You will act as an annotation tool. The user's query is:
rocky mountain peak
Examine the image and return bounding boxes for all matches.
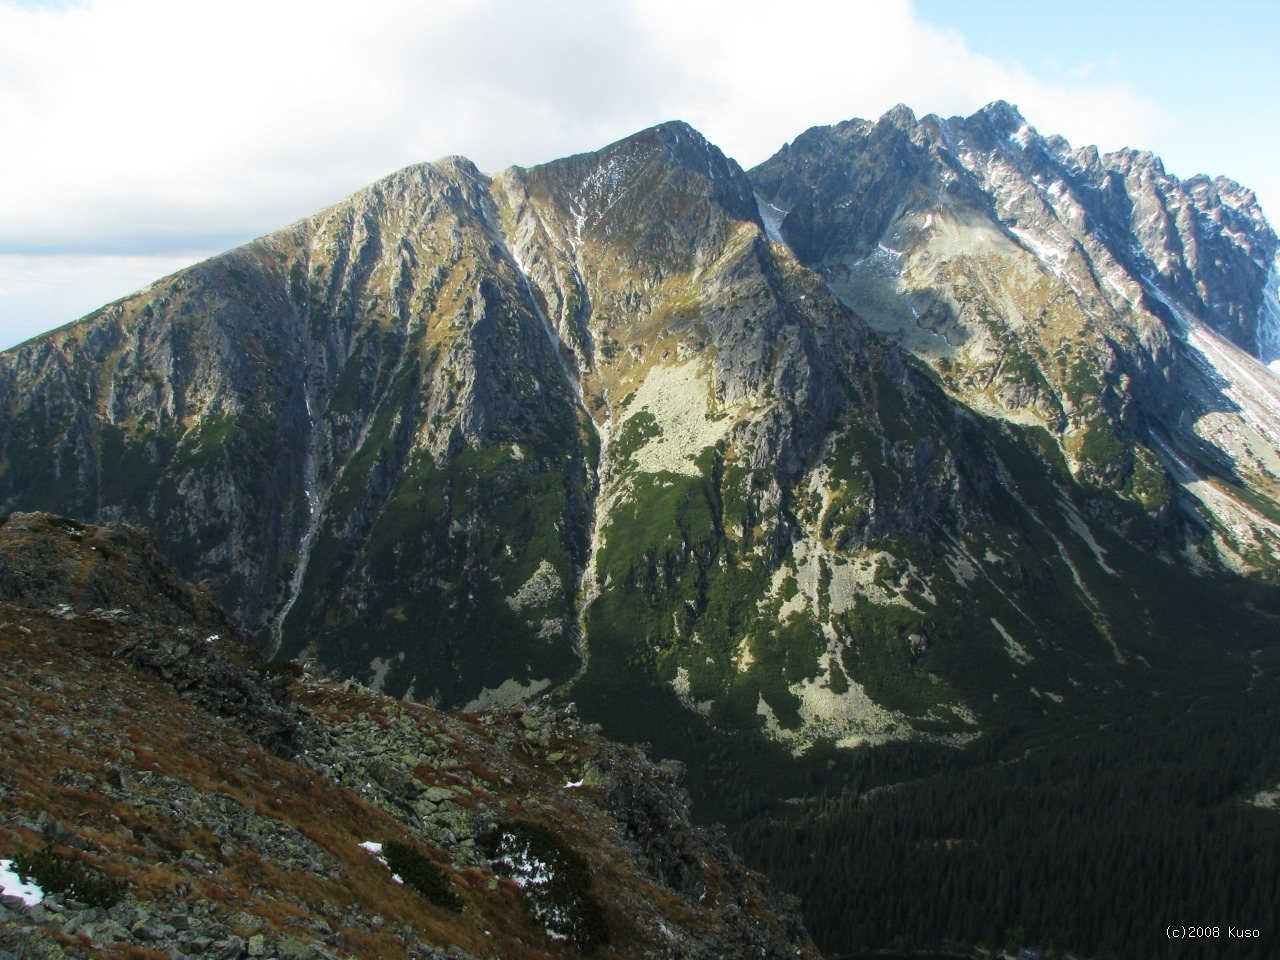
[644,118,711,149]
[2,107,1280,960]
[1104,145,1168,181]
[972,98,1028,135]
[879,101,918,130]
[552,118,760,228]
[750,99,1280,556]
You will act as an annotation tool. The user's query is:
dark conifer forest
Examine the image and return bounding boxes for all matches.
[734,676,1280,959]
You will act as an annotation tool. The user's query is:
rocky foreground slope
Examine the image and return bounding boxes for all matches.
[0,512,814,960]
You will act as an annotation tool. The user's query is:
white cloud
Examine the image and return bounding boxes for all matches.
[0,0,685,253]
[631,0,1164,169]
[0,0,1168,254]
[0,0,1187,252]
[0,253,212,349]
[0,0,1261,347]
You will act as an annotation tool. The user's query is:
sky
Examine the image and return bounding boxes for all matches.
[1,0,1277,349]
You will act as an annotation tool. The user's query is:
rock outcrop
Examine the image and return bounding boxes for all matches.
[752,102,1280,544]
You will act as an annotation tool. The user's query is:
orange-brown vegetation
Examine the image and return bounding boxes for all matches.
[0,512,817,960]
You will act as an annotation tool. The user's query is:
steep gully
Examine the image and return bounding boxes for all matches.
[271,273,324,656]
[265,194,617,660]
[485,194,613,660]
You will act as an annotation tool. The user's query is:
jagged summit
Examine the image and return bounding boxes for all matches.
[630,118,714,149]
[968,98,1028,132]
[516,117,761,238]
[520,118,737,186]
[879,101,919,129]
[4,101,1279,706]
[753,97,1280,563]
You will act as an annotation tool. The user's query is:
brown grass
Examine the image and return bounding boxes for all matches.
[0,604,798,960]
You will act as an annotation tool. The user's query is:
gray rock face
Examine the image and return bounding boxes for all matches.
[1,108,1279,775]
[0,158,593,705]
[115,634,304,757]
[754,100,1277,361]
[752,101,1280,550]
[0,120,895,709]
[0,512,302,756]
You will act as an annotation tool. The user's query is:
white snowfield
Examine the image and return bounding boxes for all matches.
[0,858,44,906]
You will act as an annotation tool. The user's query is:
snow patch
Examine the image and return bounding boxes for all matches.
[0,859,44,906]
[271,330,324,656]
[359,842,404,884]
[572,149,646,242]
[1010,124,1033,148]
[1009,227,1069,281]
[1150,433,1280,565]
[487,830,578,941]
[1103,272,1138,308]
[1170,295,1280,499]
[755,194,789,246]
[1138,270,1280,488]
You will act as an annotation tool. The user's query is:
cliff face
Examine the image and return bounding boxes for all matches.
[0,513,816,960]
[0,157,594,707]
[752,103,1280,552]
[1,106,1279,765]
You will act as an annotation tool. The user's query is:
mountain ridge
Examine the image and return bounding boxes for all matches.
[4,101,1279,711]
[3,101,1280,956]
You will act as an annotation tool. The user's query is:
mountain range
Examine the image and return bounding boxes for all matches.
[3,101,1279,957]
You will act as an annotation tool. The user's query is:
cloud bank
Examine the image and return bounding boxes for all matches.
[0,0,1166,255]
[0,0,1247,346]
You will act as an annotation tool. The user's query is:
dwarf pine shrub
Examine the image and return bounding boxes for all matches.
[481,820,609,953]
[14,844,127,909]
[251,659,304,680]
[382,841,463,912]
